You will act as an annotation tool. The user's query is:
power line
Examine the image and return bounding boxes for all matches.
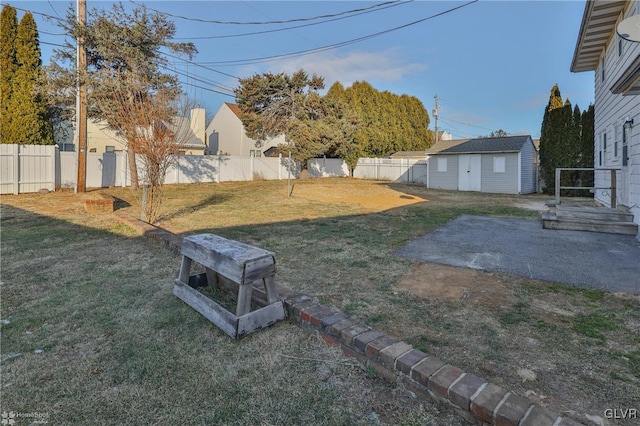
[10,5,65,22]
[47,0,63,19]
[129,0,402,25]
[171,65,236,92]
[440,117,494,132]
[176,79,235,98]
[161,50,239,80]
[162,64,236,95]
[40,40,66,48]
[195,0,479,66]
[173,1,413,40]
[438,123,479,138]
[39,30,66,36]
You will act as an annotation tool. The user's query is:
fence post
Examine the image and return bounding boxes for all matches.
[12,144,19,194]
[610,169,616,209]
[122,151,128,187]
[49,145,56,191]
[555,168,561,205]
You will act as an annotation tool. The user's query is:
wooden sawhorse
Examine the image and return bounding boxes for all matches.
[173,233,286,339]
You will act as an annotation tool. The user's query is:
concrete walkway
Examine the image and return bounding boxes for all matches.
[394,215,640,295]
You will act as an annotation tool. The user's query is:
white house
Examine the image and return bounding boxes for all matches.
[206,102,285,156]
[55,108,208,155]
[571,0,640,237]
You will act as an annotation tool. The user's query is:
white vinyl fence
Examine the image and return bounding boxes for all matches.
[1,144,56,194]
[353,158,428,184]
[56,152,300,190]
[308,157,349,177]
[2,144,429,194]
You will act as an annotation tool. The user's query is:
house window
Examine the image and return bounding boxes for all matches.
[249,149,262,157]
[437,157,447,172]
[603,132,607,153]
[614,124,620,157]
[493,156,506,173]
[601,58,605,82]
[105,145,115,153]
[178,150,186,156]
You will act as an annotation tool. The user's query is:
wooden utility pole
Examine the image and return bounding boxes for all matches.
[76,0,87,193]
[432,94,439,145]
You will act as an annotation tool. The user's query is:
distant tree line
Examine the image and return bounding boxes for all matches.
[235,71,433,175]
[539,84,594,195]
[0,5,53,144]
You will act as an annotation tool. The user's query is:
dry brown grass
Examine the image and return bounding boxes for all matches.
[0,186,466,425]
[3,179,638,426]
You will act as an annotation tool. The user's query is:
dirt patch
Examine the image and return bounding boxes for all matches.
[293,180,428,210]
[397,263,514,309]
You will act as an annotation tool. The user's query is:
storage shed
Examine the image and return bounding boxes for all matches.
[427,135,538,194]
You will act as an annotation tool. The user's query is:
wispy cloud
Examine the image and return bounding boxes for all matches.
[514,93,549,110]
[239,49,426,88]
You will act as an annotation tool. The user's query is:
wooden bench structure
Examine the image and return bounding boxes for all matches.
[173,233,286,339]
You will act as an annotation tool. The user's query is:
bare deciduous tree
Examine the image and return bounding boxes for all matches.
[48,3,195,189]
[105,77,199,223]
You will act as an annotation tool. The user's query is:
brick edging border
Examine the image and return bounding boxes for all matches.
[285,294,582,426]
[116,214,584,426]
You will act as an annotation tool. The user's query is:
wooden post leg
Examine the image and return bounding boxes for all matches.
[178,256,192,284]
[236,284,253,316]
[263,276,279,304]
[205,267,217,287]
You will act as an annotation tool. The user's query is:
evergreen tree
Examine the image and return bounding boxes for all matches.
[236,73,361,175]
[0,5,18,143]
[329,81,432,158]
[3,12,52,144]
[580,104,595,191]
[539,84,594,196]
[2,12,54,145]
[539,84,565,194]
[580,104,595,168]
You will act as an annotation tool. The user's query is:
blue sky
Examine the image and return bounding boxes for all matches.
[8,0,595,139]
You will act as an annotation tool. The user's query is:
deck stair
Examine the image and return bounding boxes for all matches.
[542,202,638,235]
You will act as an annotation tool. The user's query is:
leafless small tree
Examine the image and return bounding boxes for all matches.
[105,78,199,223]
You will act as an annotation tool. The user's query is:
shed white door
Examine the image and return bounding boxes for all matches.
[458,154,481,191]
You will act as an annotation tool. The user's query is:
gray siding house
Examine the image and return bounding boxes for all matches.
[428,135,538,194]
[571,0,640,239]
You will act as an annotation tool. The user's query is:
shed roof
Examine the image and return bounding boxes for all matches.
[424,139,470,154]
[436,135,532,155]
[389,139,469,158]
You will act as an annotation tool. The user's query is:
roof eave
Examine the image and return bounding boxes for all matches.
[571,1,596,72]
[570,1,627,73]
